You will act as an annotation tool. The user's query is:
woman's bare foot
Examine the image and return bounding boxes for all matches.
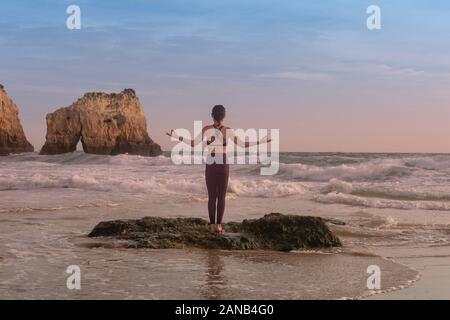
[209,224,223,234]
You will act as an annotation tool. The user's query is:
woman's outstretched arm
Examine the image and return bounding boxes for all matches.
[166,128,207,147]
[233,133,272,148]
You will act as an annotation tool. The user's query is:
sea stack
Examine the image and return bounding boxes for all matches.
[40,89,162,156]
[0,85,34,156]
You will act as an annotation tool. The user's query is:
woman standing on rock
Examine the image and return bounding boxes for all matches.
[167,105,271,234]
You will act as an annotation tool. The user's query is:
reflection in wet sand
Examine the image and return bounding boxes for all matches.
[202,250,226,300]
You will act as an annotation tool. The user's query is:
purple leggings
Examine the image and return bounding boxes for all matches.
[205,161,229,224]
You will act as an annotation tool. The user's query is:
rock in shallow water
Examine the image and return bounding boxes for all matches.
[88,213,342,251]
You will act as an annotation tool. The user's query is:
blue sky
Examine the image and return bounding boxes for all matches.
[1,0,450,152]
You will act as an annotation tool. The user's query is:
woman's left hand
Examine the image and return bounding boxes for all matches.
[259,136,272,144]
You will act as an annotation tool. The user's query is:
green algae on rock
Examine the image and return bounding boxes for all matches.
[89,213,341,251]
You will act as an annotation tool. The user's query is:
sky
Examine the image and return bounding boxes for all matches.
[1,0,450,152]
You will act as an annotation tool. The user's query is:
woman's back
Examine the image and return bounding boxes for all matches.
[205,124,229,156]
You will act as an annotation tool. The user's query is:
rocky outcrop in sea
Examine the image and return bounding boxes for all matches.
[89,213,342,251]
[0,85,34,156]
[40,89,162,156]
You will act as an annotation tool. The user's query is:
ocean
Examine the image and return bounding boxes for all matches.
[1,152,450,299]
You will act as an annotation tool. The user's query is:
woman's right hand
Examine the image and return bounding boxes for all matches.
[259,135,272,144]
[166,129,175,137]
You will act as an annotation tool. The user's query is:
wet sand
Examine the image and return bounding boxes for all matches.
[0,193,419,300]
[366,246,450,299]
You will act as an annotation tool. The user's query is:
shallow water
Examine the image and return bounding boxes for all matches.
[0,200,418,300]
[1,152,449,299]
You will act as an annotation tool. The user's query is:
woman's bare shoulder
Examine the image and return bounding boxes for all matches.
[202,125,214,130]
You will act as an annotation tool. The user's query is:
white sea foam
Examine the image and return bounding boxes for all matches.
[0,163,307,200]
[316,176,450,211]
[321,179,450,202]
[279,160,411,182]
[315,192,450,211]
[228,179,306,198]
[109,154,173,166]
[404,156,450,170]
[1,152,450,208]
[0,172,308,199]
[0,173,206,194]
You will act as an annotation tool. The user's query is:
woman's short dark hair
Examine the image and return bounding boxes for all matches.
[212,105,226,121]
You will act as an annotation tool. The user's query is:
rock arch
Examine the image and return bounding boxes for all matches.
[40,89,162,156]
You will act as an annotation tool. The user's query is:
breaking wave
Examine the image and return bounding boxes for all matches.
[316,178,450,211]
[315,192,450,211]
[404,156,450,170]
[278,161,412,182]
[228,179,306,198]
[321,179,450,202]
[0,173,307,198]
[2,152,450,208]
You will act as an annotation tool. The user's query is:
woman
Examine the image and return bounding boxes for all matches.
[167,105,271,234]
